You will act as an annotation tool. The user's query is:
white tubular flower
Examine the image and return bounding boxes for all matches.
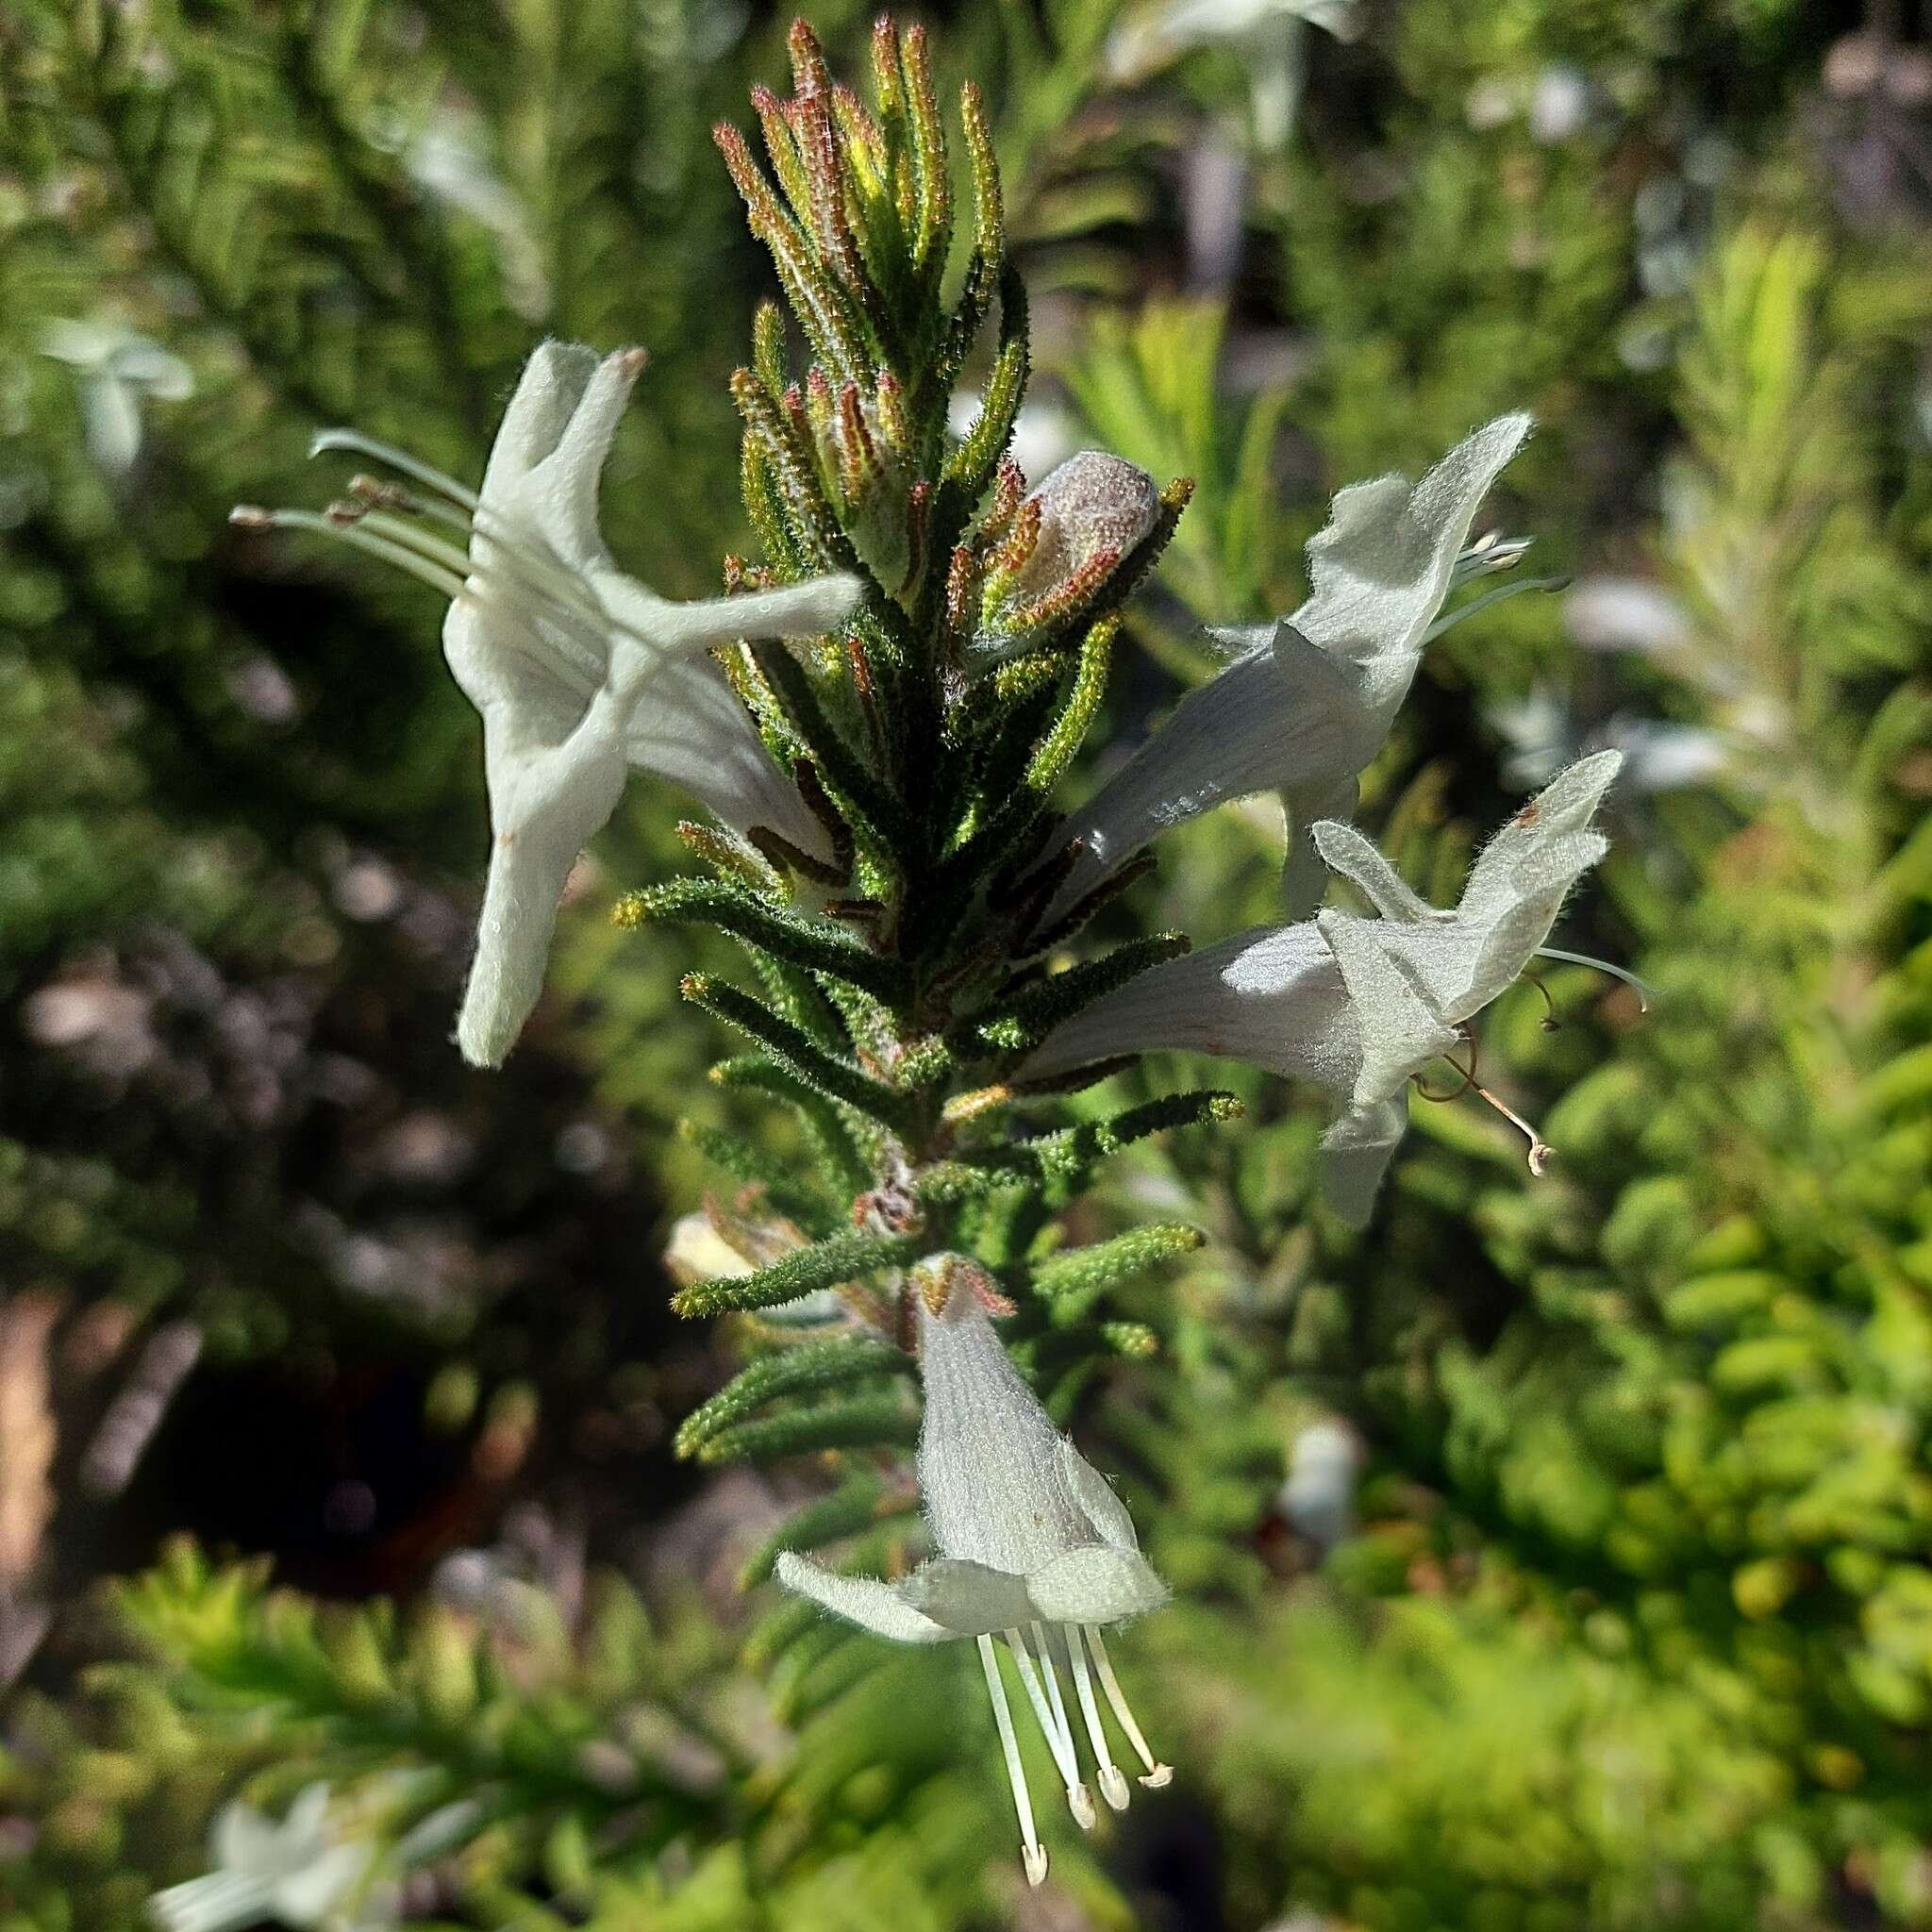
[150,1785,384,1932]
[1024,753,1624,1224]
[234,341,860,1068]
[776,1258,1171,1889]
[1042,415,1532,925]
[1108,0,1359,147]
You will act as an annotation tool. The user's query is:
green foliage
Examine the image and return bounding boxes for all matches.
[4,1,1930,1929]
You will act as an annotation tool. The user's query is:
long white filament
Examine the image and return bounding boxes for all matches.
[1065,1621,1129,1811]
[978,1634,1048,1887]
[309,427,481,508]
[1029,1622,1081,1791]
[244,509,465,600]
[1085,1626,1173,1788]
[344,509,606,693]
[1004,1627,1092,1827]
[284,437,685,675]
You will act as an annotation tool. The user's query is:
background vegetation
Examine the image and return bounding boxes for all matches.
[2,1,1929,1927]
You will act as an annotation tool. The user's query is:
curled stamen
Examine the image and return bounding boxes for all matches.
[308,428,481,509]
[1474,1083,1554,1175]
[1412,1028,1479,1103]
[1522,971,1561,1032]
[1535,945,1655,1013]
[1411,1054,1476,1103]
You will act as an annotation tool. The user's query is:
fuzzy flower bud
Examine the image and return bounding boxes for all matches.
[970,451,1161,662]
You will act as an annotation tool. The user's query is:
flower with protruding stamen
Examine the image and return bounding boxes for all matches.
[149,1785,387,1932]
[1022,753,1625,1224]
[776,1256,1172,1889]
[231,341,860,1066]
[1041,415,1533,925]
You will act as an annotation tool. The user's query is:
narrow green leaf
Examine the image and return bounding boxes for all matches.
[696,1393,920,1466]
[676,1340,914,1457]
[1030,1221,1205,1317]
[620,877,907,1002]
[709,1056,872,1195]
[671,1228,920,1319]
[685,974,912,1128]
[676,1120,835,1231]
[1023,1089,1244,1185]
[969,933,1191,1053]
[750,639,920,863]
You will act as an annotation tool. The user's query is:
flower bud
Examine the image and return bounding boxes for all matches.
[973,451,1160,659]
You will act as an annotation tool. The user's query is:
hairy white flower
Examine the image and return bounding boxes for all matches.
[150,1785,386,1932]
[234,341,860,1067]
[777,1258,1171,1887]
[1043,415,1533,925]
[1024,753,1624,1223]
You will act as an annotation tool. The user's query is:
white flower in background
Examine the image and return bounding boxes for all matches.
[1527,64,1596,144]
[234,341,860,1067]
[1465,66,1601,144]
[1490,686,1726,793]
[1024,753,1624,1224]
[1108,0,1359,147]
[150,1785,387,1932]
[1279,1416,1363,1553]
[1043,415,1534,924]
[777,1257,1171,1887]
[397,119,548,319]
[1562,574,1694,660]
[41,317,193,474]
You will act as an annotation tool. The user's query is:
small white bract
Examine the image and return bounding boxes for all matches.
[1024,752,1626,1223]
[1044,414,1533,924]
[777,1257,1172,1888]
[233,340,861,1067]
[149,1785,386,1932]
